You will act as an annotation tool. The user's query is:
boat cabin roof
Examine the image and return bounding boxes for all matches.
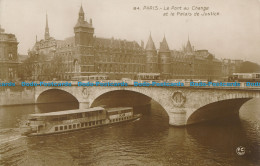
[106,107,132,113]
[30,107,105,117]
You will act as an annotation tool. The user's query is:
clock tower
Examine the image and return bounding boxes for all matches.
[74,5,94,47]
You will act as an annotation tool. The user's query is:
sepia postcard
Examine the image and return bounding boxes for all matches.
[0,0,259,165]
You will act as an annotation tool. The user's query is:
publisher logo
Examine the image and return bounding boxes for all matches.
[236,146,245,156]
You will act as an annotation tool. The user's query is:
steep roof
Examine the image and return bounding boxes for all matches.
[186,39,192,53]
[79,5,84,14]
[159,36,170,52]
[145,33,156,51]
[74,21,93,28]
[94,37,141,50]
[56,36,75,48]
[30,107,105,117]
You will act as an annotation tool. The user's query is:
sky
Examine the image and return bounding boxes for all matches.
[0,0,260,63]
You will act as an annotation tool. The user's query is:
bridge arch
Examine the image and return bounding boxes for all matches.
[90,90,151,107]
[36,89,79,104]
[186,98,252,125]
[185,90,260,125]
[88,88,171,119]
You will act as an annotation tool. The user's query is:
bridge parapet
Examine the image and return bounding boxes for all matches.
[24,80,260,90]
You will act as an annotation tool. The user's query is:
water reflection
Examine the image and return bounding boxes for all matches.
[0,105,35,129]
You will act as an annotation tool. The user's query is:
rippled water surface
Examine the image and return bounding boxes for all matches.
[0,99,259,166]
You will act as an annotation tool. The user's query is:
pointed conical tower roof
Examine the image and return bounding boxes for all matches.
[186,36,193,53]
[79,4,84,14]
[44,13,50,40]
[75,4,93,28]
[77,4,85,23]
[145,33,156,51]
[45,14,48,28]
[159,35,170,52]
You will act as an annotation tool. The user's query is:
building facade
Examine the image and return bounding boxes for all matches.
[27,5,225,81]
[0,26,19,81]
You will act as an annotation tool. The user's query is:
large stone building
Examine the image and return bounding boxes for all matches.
[221,59,243,78]
[28,5,223,81]
[0,26,19,81]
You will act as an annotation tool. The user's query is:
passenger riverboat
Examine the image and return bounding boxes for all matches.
[20,107,141,136]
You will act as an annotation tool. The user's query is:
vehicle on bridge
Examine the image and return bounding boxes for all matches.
[71,75,108,81]
[20,107,141,136]
[137,73,160,80]
[228,73,260,82]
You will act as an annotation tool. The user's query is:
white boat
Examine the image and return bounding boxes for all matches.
[20,107,141,136]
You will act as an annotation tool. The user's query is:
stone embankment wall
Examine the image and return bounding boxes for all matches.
[0,87,35,106]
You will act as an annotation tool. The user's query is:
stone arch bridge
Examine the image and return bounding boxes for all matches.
[35,85,260,126]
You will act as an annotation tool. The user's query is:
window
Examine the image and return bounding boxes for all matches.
[55,127,58,131]
[73,124,76,128]
[77,124,80,128]
[64,126,67,130]
[85,122,88,126]
[8,53,13,60]
[92,121,95,125]
[78,113,83,118]
[60,117,67,121]
[81,123,84,127]
[69,125,72,129]
[60,126,63,130]
[89,122,92,126]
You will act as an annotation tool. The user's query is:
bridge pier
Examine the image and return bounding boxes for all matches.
[168,112,187,126]
[79,102,90,109]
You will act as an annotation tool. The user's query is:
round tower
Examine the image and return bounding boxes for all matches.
[158,35,171,79]
[145,33,158,73]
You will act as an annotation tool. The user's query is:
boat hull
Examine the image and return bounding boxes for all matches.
[24,114,141,137]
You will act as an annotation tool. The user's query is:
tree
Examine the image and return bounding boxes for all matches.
[49,54,67,80]
[18,51,48,81]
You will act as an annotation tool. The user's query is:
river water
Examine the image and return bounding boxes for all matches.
[0,99,259,166]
